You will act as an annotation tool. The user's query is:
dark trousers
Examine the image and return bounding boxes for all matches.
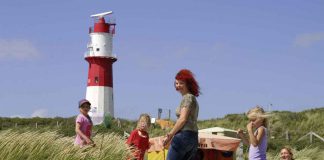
[167,130,198,160]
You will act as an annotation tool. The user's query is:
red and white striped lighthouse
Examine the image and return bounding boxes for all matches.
[85,11,117,125]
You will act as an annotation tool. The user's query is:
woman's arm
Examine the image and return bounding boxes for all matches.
[169,107,190,136]
[247,123,265,147]
[75,123,92,144]
[163,107,190,146]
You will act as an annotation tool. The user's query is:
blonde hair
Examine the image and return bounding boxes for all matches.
[247,105,270,127]
[136,113,151,129]
[281,146,294,160]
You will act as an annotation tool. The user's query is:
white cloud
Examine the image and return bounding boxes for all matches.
[31,109,48,118]
[294,32,324,47]
[0,39,40,60]
[10,115,25,118]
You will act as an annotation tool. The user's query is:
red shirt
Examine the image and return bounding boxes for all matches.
[126,129,150,160]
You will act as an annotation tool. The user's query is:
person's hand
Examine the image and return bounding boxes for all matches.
[84,137,93,145]
[246,122,253,132]
[89,139,96,147]
[149,141,154,148]
[237,128,244,138]
[90,142,96,147]
[162,133,172,147]
[87,139,96,147]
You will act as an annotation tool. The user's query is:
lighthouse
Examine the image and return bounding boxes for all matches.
[85,11,117,125]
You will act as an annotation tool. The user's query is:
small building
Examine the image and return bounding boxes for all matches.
[199,127,238,138]
[198,127,244,160]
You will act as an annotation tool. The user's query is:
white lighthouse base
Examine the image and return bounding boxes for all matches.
[86,86,114,125]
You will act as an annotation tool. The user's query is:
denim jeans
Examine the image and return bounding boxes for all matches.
[167,130,198,160]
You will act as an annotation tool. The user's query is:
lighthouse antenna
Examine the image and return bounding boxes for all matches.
[90,11,113,18]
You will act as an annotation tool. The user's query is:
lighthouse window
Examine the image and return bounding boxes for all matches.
[96,48,100,51]
[95,77,99,84]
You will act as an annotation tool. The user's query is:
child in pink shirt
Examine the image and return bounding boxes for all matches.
[74,99,94,147]
[127,114,151,160]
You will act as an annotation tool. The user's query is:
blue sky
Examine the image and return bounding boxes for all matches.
[1,0,323,120]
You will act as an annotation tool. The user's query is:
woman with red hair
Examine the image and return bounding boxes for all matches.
[163,69,200,160]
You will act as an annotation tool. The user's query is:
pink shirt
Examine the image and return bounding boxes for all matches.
[74,114,92,147]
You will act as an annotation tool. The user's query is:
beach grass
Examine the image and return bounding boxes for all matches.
[0,130,132,160]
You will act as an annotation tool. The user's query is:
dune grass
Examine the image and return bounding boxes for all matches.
[0,130,132,160]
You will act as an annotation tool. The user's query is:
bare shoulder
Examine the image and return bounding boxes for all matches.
[257,126,266,135]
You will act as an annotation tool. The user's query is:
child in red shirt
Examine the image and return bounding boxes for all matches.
[127,114,151,160]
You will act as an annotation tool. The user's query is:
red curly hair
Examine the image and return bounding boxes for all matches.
[175,69,201,97]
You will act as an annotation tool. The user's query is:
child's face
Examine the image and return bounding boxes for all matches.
[80,103,91,115]
[249,117,263,128]
[139,120,149,131]
[280,149,292,160]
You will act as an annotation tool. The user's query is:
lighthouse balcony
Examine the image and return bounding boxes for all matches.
[84,51,117,59]
[84,51,95,57]
[87,43,93,48]
[89,27,94,33]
